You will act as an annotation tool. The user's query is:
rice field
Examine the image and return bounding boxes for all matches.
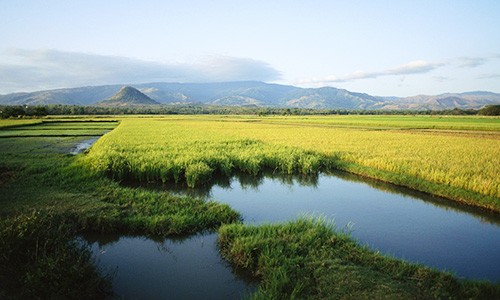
[259,115,500,131]
[0,121,119,137]
[0,119,42,129]
[2,115,499,298]
[82,115,500,211]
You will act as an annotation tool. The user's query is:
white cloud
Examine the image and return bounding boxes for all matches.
[457,56,488,68]
[386,60,442,75]
[0,49,281,93]
[477,73,500,79]
[297,60,444,85]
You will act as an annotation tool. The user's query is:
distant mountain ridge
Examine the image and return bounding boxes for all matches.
[1,81,499,110]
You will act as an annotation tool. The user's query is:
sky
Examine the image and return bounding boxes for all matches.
[1,0,499,96]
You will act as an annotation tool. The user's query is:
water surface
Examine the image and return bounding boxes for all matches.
[88,171,500,299]
[204,172,500,282]
[70,136,102,154]
[85,233,256,300]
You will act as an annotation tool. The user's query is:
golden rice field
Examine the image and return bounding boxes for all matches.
[82,115,500,211]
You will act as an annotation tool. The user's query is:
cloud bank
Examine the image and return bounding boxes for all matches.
[0,49,281,94]
[298,60,444,85]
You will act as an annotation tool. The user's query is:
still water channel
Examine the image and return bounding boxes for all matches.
[85,171,500,299]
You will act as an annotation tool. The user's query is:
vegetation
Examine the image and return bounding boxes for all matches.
[0,211,112,299]
[259,114,500,130]
[0,121,239,298]
[0,103,487,118]
[218,218,500,299]
[0,118,42,129]
[83,116,500,211]
[0,105,47,118]
[82,119,330,187]
[1,116,499,298]
[479,104,500,116]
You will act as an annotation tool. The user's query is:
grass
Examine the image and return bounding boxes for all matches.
[218,218,500,299]
[0,135,239,234]
[0,210,112,299]
[0,120,118,137]
[83,116,500,212]
[0,121,239,298]
[81,119,330,187]
[1,116,499,299]
[260,115,500,131]
[0,119,43,129]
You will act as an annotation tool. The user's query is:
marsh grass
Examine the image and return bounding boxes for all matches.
[0,210,112,299]
[218,218,500,299]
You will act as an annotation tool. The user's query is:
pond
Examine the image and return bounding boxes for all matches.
[86,171,500,299]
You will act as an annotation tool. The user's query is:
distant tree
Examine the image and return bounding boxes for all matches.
[478,105,500,116]
[1,106,26,118]
[30,106,48,116]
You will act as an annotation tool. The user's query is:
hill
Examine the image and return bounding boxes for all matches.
[97,86,160,107]
[1,81,499,110]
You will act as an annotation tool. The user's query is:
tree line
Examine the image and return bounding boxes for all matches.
[1,104,499,118]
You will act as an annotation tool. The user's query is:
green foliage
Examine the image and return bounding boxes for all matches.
[2,116,499,298]
[83,119,332,187]
[0,119,242,298]
[218,219,500,299]
[0,210,112,299]
[479,105,500,116]
[0,103,489,117]
[82,116,500,211]
[0,105,47,118]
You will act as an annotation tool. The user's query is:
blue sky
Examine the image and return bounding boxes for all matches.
[1,0,499,96]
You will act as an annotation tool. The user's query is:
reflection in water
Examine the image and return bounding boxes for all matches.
[100,170,500,298]
[214,172,500,282]
[129,170,500,282]
[128,170,499,226]
[83,232,257,300]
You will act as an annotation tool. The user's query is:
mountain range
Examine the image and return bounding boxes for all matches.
[1,81,499,110]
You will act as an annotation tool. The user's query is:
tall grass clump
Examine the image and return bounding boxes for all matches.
[0,210,112,299]
[218,218,500,299]
[83,119,332,187]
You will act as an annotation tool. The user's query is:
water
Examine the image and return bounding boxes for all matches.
[69,136,101,154]
[84,233,257,300]
[87,171,500,298]
[206,172,500,282]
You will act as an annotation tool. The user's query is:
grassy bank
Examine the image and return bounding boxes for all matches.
[0,211,112,299]
[218,218,500,299]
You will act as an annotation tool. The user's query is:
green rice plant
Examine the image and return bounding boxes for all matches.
[261,115,500,131]
[218,218,500,299]
[82,116,499,210]
[83,119,331,187]
[0,119,43,129]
